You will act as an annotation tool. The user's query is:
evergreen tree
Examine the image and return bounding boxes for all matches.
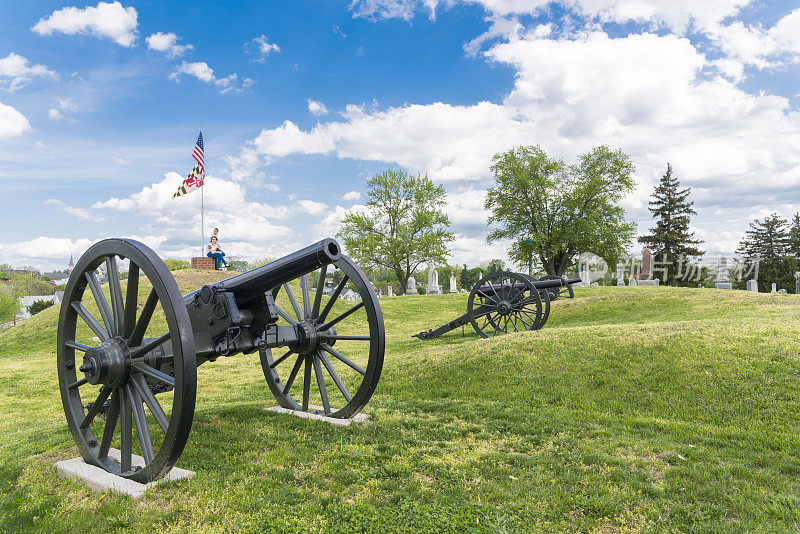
[788,212,800,260]
[736,213,790,261]
[736,213,795,292]
[638,164,704,285]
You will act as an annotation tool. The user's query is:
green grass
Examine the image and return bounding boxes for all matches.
[2,275,800,533]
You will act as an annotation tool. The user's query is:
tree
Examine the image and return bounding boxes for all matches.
[0,288,17,323]
[638,163,704,285]
[485,145,636,275]
[338,170,454,294]
[736,213,790,262]
[459,265,483,289]
[483,259,505,275]
[736,213,795,292]
[788,213,800,260]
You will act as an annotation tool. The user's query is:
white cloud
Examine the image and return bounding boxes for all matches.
[44,198,103,221]
[299,199,328,215]
[48,97,78,122]
[0,101,31,139]
[349,0,437,21]
[112,156,131,165]
[244,35,280,62]
[31,1,139,47]
[170,61,254,95]
[0,53,56,92]
[342,190,362,201]
[307,99,329,115]
[48,108,65,121]
[146,32,193,58]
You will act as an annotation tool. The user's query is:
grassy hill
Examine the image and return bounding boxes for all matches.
[1,272,799,533]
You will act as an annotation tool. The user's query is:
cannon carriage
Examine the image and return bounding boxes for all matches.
[413,271,580,340]
[57,238,383,483]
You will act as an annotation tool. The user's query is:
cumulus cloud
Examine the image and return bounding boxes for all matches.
[307,98,329,115]
[0,53,56,92]
[0,101,31,139]
[349,0,438,21]
[31,1,139,47]
[244,35,280,62]
[170,61,254,94]
[146,32,193,58]
[44,198,103,221]
[342,191,362,201]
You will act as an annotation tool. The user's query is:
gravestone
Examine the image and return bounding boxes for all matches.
[640,248,653,280]
[426,267,442,294]
[449,275,457,293]
[746,279,758,292]
[795,272,800,294]
[715,256,732,289]
[387,285,394,297]
[638,248,659,285]
[616,264,625,286]
[779,289,788,294]
[629,277,637,287]
[771,283,777,294]
[406,276,417,295]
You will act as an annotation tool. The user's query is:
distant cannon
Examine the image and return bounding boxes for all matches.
[57,238,383,483]
[413,271,581,340]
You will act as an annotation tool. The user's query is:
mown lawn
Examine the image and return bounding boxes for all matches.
[1,273,799,533]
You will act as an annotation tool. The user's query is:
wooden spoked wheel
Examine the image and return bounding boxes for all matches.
[523,273,552,330]
[260,255,384,419]
[57,239,196,483]
[467,271,543,338]
[540,275,575,300]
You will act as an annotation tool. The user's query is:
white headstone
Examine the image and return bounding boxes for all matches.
[746,279,758,292]
[616,264,625,286]
[406,276,417,295]
[629,277,637,287]
[426,267,442,294]
[779,289,788,294]
[387,285,394,297]
[771,282,777,294]
[449,275,457,293]
[795,271,800,294]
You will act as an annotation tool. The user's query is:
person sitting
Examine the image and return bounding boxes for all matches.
[206,236,228,270]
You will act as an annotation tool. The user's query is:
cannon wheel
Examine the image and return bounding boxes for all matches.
[57,239,196,483]
[260,255,384,419]
[467,271,542,338]
[523,274,552,330]
[540,275,575,300]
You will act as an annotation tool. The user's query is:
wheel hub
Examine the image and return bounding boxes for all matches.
[497,300,512,315]
[81,338,131,386]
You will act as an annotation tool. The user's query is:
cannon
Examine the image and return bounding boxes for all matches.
[57,237,383,483]
[535,275,578,301]
[413,271,581,340]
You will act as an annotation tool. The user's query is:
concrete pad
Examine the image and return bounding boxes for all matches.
[715,283,733,289]
[265,405,370,427]
[55,448,194,499]
[637,280,660,286]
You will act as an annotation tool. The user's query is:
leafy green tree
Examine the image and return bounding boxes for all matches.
[0,288,17,323]
[638,163,704,285]
[485,145,636,276]
[338,170,454,294]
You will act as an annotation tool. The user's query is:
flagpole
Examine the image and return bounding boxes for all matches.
[200,126,204,257]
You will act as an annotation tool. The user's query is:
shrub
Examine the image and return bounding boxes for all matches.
[163,259,190,271]
[30,300,55,316]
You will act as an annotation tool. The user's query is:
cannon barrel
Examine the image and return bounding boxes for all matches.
[185,238,342,304]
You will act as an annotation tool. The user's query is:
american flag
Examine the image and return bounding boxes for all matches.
[193,131,204,173]
[171,130,205,199]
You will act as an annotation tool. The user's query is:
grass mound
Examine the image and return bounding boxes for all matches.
[1,275,799,532]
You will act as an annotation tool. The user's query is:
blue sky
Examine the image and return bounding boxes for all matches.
[1,0,799,271]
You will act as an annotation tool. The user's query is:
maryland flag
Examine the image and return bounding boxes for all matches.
[172,131,205,199]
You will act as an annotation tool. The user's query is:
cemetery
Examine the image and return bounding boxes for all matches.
[3,2,800,532]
